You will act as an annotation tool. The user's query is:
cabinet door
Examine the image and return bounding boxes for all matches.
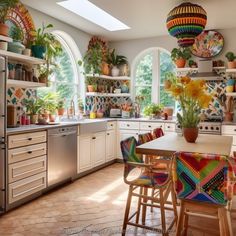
[106,130,116,162]
[117,130,139,160]
[92,132,106,167]
[78,135,92,173]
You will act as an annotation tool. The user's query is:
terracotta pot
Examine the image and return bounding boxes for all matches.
[163,107,174,117]
[224,112,234,122]
[96,112,104,118]
[228,61,236,69]
[49,114,56,122]
[87,85,94,92]
[101,62,110,75]
[42,112,49,121]
[57,108,65,116]
[30,114,38,124]
[39,76,47,83]
[0,23,9,36]
[175,58,186,68]
[183,127,199,143]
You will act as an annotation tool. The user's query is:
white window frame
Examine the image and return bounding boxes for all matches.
[131,47,175,105]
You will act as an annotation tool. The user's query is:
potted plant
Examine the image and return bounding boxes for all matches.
[41,92,58,122]
[225,52,236,69]
[121,103,132,118]
[108,49,128,77]
[78,97,84,114]
[85,77,98,92]
[38,65,54,83]
[166,76,212,143]
[31,23,62,60]
[57,99,65,116]
[0,0,19,36]
[143,103,163,119]
[24,98,42,124]
[171,47,191,68]
[79,41,103,75]
[188,59,198,68]
[8,25,25,54]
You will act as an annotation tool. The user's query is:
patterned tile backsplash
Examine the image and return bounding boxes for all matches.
[7,87,36,105]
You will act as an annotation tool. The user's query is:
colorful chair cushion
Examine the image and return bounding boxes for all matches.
[138,132,153,146]
[173,152,231,205]
[152,128,164,139]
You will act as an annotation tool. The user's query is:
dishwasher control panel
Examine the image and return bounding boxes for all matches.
[48,126,77,135]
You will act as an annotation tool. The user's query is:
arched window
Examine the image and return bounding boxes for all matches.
[37,31,83,108]
[133,48,176,110]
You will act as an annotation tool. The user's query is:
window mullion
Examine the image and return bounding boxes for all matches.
[152,50,159,103]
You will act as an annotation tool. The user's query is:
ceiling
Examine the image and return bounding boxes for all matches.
[21,0,236,41]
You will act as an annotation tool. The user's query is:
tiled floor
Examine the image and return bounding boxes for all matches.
[0,163,235,236]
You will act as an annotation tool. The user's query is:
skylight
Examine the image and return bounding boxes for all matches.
[57,0,130,31]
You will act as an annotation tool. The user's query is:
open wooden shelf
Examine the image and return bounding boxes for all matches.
[86,92,131,97]
[0,35,13,42]
[7,79,47,88]
[0,50,46,65]
[86,74,130,80]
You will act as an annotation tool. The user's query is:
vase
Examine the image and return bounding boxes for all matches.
[111,66,120,77]
[57,108,65,116]
[31,45,46,59]
[183,127,199,143]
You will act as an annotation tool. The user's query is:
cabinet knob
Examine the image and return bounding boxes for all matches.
[28,151,32,154]
[127,124,130,127]
[111,124,113,127]
[167,126,170,128]
[234,129,236,132]
[107,133,110,136]
[148,125,151,128]
[28,138,32,141]
[92,137,96,140]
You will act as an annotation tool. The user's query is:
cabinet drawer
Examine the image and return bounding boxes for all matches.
[222,125,236,135]
[8,155,47,183]
[8,131,47,149]
[139,122,164,131]
[8,143,47,164]
[118,121,139,130]
[8,172,46,204]
[107,121,116,130]
[164,123,175,132]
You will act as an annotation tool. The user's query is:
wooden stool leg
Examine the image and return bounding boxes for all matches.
[136,187,143,224]
[171,184,178,225]
[218,207,233,236]
[182,212,189,236]
[122,185,133,236]
[159,188,167,236]
[151,188,155,213]
[176,200,185,236]
[142,187,148,225]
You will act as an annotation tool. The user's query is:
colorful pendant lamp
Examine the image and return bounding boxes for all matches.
[166,2,207,47]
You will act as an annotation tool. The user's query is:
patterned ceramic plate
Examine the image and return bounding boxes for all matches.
[191,30,224,58]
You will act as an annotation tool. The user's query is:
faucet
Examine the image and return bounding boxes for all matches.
[67,99,75,119]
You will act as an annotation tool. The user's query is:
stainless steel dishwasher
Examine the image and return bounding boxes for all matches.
[48,126,77,187]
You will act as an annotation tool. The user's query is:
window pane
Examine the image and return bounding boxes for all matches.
[135,53,153,86]
[160,86,175,107]
[135,86,152,110]
[160,51,175,84]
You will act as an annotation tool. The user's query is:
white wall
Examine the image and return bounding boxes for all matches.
[27,6,91,56]
[110,28,236,66]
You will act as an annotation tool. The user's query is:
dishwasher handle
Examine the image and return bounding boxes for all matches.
[49,131,77,137]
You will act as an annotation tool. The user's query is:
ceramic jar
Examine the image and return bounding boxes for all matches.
[111,66,119,77]
[226,79,235,93]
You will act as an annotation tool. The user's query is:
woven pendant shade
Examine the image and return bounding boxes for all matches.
[166,2,207,47]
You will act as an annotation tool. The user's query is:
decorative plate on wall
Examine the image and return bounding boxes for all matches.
[191,30,224,58]
[6,2,35,45]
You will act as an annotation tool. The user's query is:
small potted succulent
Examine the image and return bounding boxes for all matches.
[108,49,128,77]
[171,47,191,68]
[57,99,65,116]
[225,52,236,69]
[0,0,19,36]
[8,25,25,54]
[86,77,98,92]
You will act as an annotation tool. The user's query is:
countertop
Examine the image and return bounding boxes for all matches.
[6,117,176,135]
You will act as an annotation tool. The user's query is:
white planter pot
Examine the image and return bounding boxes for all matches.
[111,66,120,77]
[22,48,31,56]
[0,41,8,51]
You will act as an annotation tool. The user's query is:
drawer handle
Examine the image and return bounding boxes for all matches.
[28,138,32,141]
[28,151,32,154]
[92,137,96,140]
[107,133,110,136]
[148,125,151,128]
[234,129,236,132]
[111,124,113,127]
[167,126,170,128]
[127,124,130,127]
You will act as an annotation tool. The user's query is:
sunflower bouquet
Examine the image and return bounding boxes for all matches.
[165,75,212,129]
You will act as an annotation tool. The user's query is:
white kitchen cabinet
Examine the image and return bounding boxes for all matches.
[117,129,139,160]
[78,134,92,173]
[106,130,116,162]
[164,122,176,134]
[92,132,106,167]
[139,122,164,131]
[222,125,236,156]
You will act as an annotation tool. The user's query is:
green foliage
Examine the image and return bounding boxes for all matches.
[0,0,18,23]
[80,42,103,74]
[10,25,24,42]
[41,92,58,114]
[171,47,191,61]
[225,52,236,62]
[32,23,62,63]
[85,76,98,86]
[57,99,65,109]
[78,97,84,110]
[143,103,163,117]
[108,49,128,66]
[23,98,42,115]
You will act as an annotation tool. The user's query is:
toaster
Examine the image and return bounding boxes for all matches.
[110,109,122,118]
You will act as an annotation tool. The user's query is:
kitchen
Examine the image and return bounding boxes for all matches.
[1,0,236,235]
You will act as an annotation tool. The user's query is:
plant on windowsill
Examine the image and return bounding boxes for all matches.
[166,75,212,143]
[23,98,42,124]
[171,47,191,68]
[108,49,128,77]
[41,92,58,122]
[78,97,84,114]
[225,52,236,69]
[143,103,163,119]
[85,76,98,92]
[57,99,65,116]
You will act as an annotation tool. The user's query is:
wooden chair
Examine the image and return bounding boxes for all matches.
[120,136,178,236]
[173,152,233,236]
